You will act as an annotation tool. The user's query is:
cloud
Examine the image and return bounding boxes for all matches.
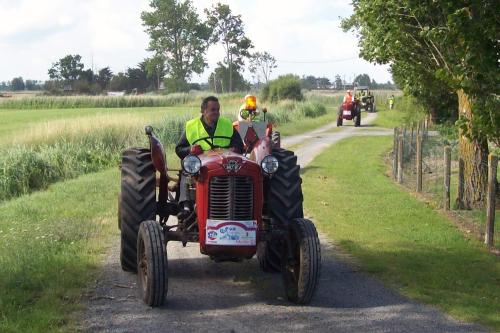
[0,0,391,84]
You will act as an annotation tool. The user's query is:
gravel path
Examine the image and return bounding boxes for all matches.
[81,113,485,333]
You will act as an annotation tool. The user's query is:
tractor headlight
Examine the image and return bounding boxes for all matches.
[182,155,201,174]
[261,155,279,175]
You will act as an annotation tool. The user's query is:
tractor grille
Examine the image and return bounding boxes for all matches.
[209,176,253,220]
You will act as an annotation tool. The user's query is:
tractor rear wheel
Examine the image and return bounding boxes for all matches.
[120,148,156,272]
[137,220,167,307]
[282,218,321,304]
[272,131,281,149]
[259,148,303,273]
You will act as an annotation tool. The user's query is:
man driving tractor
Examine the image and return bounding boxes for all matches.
[175,96,244,217]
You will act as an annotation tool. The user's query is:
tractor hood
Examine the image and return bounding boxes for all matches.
[198,149,261,175]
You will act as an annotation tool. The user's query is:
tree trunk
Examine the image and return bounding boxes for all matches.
[229,57,233,92]
[456,89,489,210]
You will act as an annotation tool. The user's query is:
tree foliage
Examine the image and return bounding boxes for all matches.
[261,74,303,102]
[205,3,253,92]
[97,67,113,90]
[208,64,249,93]
[142,0,211,92]
[10,77,25,91]
[342,0,499,208]
[48,55,85,82]
[249,51,277,84]
[354,74,371,87]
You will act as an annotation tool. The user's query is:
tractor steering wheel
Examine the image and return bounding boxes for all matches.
[191,135,233,150]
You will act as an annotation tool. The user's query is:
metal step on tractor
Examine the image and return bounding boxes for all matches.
[118,98,321,307]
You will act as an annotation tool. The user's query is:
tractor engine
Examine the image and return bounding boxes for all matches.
[193,151,264,260]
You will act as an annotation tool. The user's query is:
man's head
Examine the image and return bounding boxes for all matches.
[201,96,220,126]
[347,90,352,95]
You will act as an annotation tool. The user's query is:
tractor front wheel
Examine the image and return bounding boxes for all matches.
[337,116,343,127]
[272,131,281,149]
[259,148,303,273]
[282,218,321,304]
[137,220,168,307]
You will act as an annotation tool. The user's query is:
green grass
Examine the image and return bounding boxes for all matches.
[0,168,119,332]
[0,106,199,144]
[371,96,426,128]
[276,107,337,136]
[302,136,500,330]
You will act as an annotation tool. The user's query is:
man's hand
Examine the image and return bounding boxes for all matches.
[190,144,203,155]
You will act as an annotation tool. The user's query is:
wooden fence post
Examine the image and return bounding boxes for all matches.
[398,136,404,184]
[410,124,415,153]
[485,154,498,247]
[393,128,399,179]
[444,146,451,210]
[457,158,465,209]
[416,134,423,192]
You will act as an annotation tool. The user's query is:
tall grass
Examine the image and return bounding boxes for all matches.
[0,92,337,202]
[0,113,193,202]
[0,94,199,110]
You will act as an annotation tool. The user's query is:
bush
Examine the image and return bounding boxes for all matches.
[262,75,303,102]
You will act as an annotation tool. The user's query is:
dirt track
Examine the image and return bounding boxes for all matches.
[82,113,485,333]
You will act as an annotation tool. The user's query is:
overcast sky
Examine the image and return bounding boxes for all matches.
[0,0,392,84]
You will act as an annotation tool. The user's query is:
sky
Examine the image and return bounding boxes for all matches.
[0,0,392,85]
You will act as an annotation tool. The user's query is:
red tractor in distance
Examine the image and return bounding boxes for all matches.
[118,100,321,307]
[337,98,361,127]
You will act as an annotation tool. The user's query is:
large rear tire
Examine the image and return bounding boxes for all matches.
[282,218,321,304]
[137,220,167,307]
[259,148,303,273]
[120,148,156,272]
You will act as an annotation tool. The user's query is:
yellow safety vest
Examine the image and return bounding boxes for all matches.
[186,117,233,151]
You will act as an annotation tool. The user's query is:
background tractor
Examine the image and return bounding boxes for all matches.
[337,98,361,127]
[118,104,321,307]
[354,86,376,113]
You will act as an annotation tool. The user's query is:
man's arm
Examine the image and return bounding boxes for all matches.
[175,129,191,160]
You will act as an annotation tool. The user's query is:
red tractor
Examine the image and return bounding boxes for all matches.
[118,109,321,306]
[337,98,361,127]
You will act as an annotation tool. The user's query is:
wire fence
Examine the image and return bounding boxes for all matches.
[391,120,499,249]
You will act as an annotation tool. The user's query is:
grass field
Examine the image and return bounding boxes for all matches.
[302,136,500,330]
[0,168,119,332]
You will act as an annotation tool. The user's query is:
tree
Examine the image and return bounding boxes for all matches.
[343,0,499,209]
[145,55,166,90]
[334,75,343,90]
[48,54,85,82]
[127,62,151,92]
[317,77,331,90]
[206,3,253,92]
[109,72,129,92]
[142,0,211,92]
[11,77,25,91]
[25,80,42,90]
[97,67,113,90]
[249,51,277,86]
[354,74,371,87]
[208,64,249,93]
[300,76,317,90]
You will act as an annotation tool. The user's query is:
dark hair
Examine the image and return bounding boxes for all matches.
[201,96,219,112]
